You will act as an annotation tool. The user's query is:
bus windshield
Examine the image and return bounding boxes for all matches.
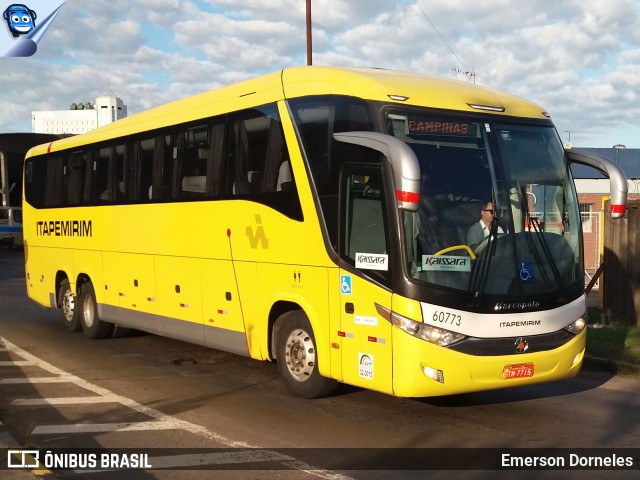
[386,110,583,298]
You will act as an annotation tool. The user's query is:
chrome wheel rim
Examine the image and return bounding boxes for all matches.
[83,291,95,328]
[62,289,75,322]
[284,328,316,381]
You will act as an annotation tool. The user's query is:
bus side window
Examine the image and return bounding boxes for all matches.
[95,147,111,203]
[174,122,223,200]
[231,119,251,195]
[24,160,44,209]
[179,149,207,198]
[227,106,302,220]
[131,137,155,202]
[65,151,87,206]
[341,165,390,284]
[229,109,283,196]
[114,144,127,202]
[43,155,64,207]
[152,134,172,201]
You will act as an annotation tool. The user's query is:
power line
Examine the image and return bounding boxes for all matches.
[414,1,473,76]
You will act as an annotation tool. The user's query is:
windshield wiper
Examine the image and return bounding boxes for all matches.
[522,190,566,298]
[469,217,501,307]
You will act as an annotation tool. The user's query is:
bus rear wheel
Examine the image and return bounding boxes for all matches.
[276,311,337,399]
[79,282,114,339]
[58,279,81,332]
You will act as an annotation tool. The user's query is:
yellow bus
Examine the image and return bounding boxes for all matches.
[22,67,627,398]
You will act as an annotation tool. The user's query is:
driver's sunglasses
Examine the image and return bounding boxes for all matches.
[483,209,494,214]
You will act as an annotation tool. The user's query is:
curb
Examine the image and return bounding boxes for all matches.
[584,355,640,374]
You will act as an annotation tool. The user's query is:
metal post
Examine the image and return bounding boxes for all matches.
[306,0,312,65]
[0,151,6,207]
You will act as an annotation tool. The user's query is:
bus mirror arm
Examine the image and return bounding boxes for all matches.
[333,132,421,212]
[566,148,628,219]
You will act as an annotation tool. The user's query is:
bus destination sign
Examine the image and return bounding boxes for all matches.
[407,119,478,137]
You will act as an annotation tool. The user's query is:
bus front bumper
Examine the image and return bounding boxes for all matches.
[391,328,586,397]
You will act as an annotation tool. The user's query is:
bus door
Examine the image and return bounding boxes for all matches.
[338,165,393,394]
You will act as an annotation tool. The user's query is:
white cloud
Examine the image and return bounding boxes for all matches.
[0,0,638,147]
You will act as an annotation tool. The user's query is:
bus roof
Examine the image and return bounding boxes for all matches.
[27,66,550,157]
[281,66,549,120]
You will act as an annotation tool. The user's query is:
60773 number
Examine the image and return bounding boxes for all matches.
[432,311,462,327]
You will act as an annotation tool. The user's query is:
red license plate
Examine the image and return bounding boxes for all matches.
[502,363,534,379]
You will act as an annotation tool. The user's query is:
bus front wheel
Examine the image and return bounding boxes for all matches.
[79,282,114,339]
[276,311,337,399]
[58,279,81,332]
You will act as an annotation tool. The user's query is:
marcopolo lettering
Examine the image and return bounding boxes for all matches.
[36,220,92,237]
[494,301,541,312]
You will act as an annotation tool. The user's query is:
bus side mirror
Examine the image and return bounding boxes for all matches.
[333,132,421,212]
[566,148,628,219]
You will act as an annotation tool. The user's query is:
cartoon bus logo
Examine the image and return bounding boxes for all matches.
[3,4,37,37]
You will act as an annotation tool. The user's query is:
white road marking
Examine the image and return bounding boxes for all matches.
[32,419,186,435]
[0,361,33,366]
[0,376,75,384]
[12,395,121,406]
[0,337,353,480]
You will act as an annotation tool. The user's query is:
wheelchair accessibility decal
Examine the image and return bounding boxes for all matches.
[340,274,352,295]
[519,261,534,283]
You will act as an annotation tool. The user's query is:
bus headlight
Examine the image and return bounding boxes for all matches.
[391,312,466,347]
[563,315,587,335]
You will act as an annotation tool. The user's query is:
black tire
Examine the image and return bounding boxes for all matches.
[79,282,114,339]
[58,279,81,332]
[276,311,337,399]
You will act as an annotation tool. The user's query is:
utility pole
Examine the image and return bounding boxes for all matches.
[564,130,574,143]
[306,0,312,65]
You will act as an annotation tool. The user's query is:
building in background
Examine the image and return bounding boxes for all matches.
[32,89,127,135]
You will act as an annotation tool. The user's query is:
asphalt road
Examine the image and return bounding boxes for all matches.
[0,247,639,480]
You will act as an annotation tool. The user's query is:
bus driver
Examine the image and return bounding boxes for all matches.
[466,200,502,249]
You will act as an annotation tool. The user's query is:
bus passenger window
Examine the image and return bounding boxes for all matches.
[95,148,110,202]
[114,144,126,201]
[175,123,222,200]
[132,137,155,202]
[225,107,302,220]
[65,151,87,206]
[43,156,64,207]
[178,148,207,198]
[276,160,292,192]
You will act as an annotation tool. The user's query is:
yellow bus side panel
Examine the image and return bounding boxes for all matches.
[339,272,393,394]
[201,258,245,334]
[253,263,333,375]
[72,249,103,296]
[103,252,157,315]
[24,245,50,308]
[155,256,203,324]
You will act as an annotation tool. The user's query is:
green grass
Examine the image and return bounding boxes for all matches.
[585,306,640,377]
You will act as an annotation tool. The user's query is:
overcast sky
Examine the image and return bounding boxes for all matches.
[1,0,639,148]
